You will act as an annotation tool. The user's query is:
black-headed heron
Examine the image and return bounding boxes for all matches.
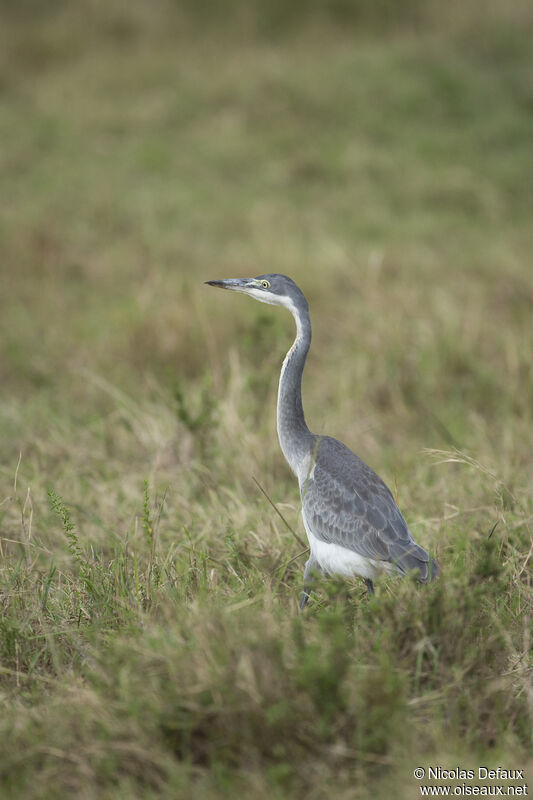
[206,274,438,607]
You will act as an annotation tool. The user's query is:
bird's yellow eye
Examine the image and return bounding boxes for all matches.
[261,280,270,289]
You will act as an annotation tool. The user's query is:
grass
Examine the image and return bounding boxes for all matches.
[0,1,532,796]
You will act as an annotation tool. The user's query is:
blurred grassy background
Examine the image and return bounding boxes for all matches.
[0,1,532,797]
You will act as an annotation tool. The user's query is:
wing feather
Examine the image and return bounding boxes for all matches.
[302,436,438,581]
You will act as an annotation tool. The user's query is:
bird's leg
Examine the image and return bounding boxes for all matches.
[299,556,320,610]
[364,578,375,596]
[299,587,311,610]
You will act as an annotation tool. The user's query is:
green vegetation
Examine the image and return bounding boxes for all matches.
[1,1,532,796]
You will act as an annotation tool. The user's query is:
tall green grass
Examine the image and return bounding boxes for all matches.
[0,1,532,796]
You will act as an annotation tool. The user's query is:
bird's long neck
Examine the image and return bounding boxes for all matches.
[277,303,314,474]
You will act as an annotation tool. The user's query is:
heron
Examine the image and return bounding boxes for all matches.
[206,274,438,608]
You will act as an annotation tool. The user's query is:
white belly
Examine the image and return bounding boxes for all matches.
[302,514,395,580]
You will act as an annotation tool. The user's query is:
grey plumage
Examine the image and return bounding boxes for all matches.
[302,435,438,580]
[206,273,438,607]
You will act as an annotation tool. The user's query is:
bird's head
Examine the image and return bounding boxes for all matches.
[205,274,308,314]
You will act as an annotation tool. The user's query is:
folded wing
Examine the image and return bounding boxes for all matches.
[302,436,438,582]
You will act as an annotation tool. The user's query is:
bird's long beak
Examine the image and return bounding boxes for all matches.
[205,278,254,293]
